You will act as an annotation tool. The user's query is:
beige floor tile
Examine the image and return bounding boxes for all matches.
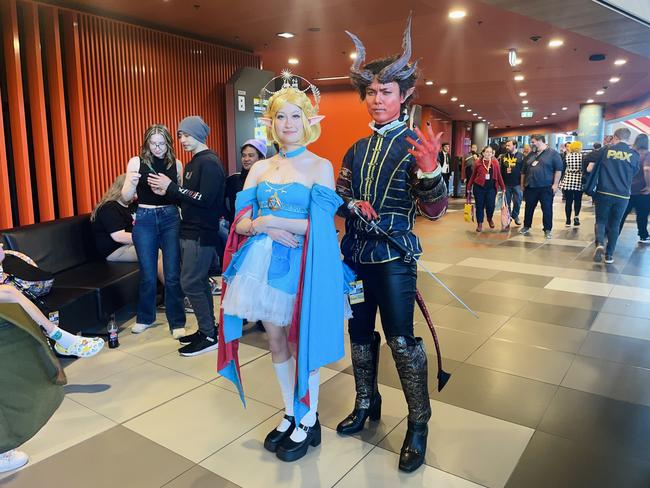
[494,318,588,353]
[544,277,614,297]
[212,355,338,408]
[615,274,650,290]
[417,325,487,362]
[379,400,533,488]
[162,465,241,488]
[419,260,453,273]
[67,361,203,422]
[458,257,565,278]
[60,348,146,384]
[561,356,650,407]
[153,343,268,382]
[125,383,278,462]
[466,338,575,385]
[431,305,510,337]
[610,284,650,302]
[590,312,650,341]
[200,413,374,488]
[557,268,620,284]
[318,373,407,446]
[118,327,187,360]
[1,398,115,475]
[335,446,485,488]
[439,265,500,280]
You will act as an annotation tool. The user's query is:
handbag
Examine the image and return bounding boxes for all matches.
[463,202,473,223]
[500,200,512,229]
[582,150,604,197]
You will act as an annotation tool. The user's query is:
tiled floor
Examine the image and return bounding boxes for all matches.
[5,196,650,487]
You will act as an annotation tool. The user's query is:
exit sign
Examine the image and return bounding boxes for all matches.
[521,111,534,118]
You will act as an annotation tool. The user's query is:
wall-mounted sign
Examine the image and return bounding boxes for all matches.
[521,111,533,118]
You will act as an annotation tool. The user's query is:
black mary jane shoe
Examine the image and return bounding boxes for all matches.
[398,421,428,473]
[336,395,382,435]
[276,418,321,462]
[263,415,295,453]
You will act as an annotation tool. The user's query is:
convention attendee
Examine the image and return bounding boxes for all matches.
[438,142,452,192]
[499,140,524,226]
[468,146,506,232]
[336,16,448,473]
[218,74,349,463]
[224,139,267,224]
[148,116,226,356]
[559,141,584,226]
[121,125,185,337]
[619,134,650,243]
[589,128,640,263]
[519,134,563,238]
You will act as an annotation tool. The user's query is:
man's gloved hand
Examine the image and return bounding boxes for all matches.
[349,200,379,221]
[406,122,444,173]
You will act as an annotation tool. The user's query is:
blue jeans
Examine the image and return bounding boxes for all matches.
[595,193,628,256]
[505,185,523,221]
[132,206,185,329]
[472,184,497,224]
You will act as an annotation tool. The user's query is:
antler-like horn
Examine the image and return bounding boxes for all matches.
[378,12,415,82]
[345,30,374,85]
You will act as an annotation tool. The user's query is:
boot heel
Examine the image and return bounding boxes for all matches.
[310,427,321,447]
[369,397,382,421]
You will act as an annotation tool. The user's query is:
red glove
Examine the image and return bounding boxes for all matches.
[351,200,379,221]
[405,122,444,173]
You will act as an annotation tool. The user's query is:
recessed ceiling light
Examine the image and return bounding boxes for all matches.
[610,76,620,83]
[515,59,523,65]
[448,9,467,19]
[472,113,477,116]
[586,98,594,103]
[425,80,434,86]
[543,116,548,120]
[288,58,299,65]
[551,112,557,116]
[614,59,627,66]
[450,97,458,102]
[520,123,524,126]
[459,104,465,107]
[440,88,448,94]
[548,39,564,48]
[349,52,357,60]
[562,106,568,110]
[522,100,529,104]
[596,89,605,95]
[514,75,524,81]
[277,32,295,39]
[523,106,529,110]
[466,109,471,112]
[519,91,527,97]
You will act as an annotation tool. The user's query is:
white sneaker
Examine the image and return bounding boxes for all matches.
[0,450,28,473]
[131,322,154,334]
[171,328,187,339]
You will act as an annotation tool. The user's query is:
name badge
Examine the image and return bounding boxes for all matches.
[349,280,365,305]
[485,173,491,180]
[532,160,539,167]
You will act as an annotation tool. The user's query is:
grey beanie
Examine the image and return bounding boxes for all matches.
[178,116,210,143]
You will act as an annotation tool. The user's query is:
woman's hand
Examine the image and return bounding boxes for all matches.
[251,215,272,234]
[267,228,300,248]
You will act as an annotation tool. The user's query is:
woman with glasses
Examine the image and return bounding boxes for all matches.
[121,125,186,338]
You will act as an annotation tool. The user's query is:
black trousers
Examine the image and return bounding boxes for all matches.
[564,190,583,221]
[619,194,650,239]
[523,186,554,231]
[347,260,417,345]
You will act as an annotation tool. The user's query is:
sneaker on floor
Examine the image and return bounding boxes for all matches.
[131,322,155,334]
[639,236,650,244]
[605,255,614,264]
[565,220,571,227]
[544,230,552,239]
[519,226,531,236]
[0,450,28,473]
[54,337,104,358]
[573,217,580,226]
[184,297,194,314]
[171,328,187,340]
[177,329,202,345]
[514,218,522,226]
[593,245,605,263]
[178,332,218,357]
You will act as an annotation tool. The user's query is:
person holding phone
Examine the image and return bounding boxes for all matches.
[121,125,186,338]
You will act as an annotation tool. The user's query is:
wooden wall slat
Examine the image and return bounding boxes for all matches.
[1,0,34,225]
[0,79,12,228]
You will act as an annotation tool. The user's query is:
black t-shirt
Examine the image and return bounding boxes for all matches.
[224,170,248,223]
[136,156,179,206]
[92,201,134,258]
[499,152,524,187]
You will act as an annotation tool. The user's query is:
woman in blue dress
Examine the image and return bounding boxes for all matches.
[219,75,350,463]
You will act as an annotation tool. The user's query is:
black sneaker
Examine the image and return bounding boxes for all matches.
[565,220,571,227]
[178,330,201,345]
[573,217,580,226]
[604,255,614,264]
[178,332,218,357]
[639,237,649,244]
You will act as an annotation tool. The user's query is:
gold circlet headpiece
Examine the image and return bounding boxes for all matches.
[259,69,321,111]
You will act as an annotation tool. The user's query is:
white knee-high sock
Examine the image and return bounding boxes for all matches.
[290,369,319,442]
[273,357,295,432]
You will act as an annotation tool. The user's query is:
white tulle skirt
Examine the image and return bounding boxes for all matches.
[221,236,297,327]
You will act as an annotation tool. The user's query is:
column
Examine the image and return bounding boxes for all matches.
[471,121,488,149]
[578,103,605,149]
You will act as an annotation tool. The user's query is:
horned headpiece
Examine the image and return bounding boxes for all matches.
[346,13,418,89]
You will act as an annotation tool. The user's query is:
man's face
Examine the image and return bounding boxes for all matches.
[241,146,260,171]
[365,80,406,125]
[506,141,515,153]
[442,144,450,153]
[178,132,200,153]
[523,145,531,155]
[471,144,478,153]
[531,138,544,151]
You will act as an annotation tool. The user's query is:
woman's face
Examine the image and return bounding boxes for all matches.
[482,147,494,159]
[148,132,168,159]
[241,146,260,171]
[274,102,305,146]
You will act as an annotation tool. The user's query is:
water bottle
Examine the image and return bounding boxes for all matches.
[107,316,119,349]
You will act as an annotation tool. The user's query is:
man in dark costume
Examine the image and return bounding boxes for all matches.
[335,15,448,473]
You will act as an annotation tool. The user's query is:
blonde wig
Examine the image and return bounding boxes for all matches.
[568,141,583,153]
[264,87,321,146]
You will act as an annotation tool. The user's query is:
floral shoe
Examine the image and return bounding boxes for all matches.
[54,336,104,358]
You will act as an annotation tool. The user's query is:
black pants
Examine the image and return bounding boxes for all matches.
[619,194,650,239]
[348,260,417,345]
[472,184,497,224]
[524,186,554,231]
[564,190,583,221]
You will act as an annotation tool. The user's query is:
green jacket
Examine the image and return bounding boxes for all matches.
[0,303,66,452]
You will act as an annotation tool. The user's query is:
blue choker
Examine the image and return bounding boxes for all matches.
[279,146,306,158]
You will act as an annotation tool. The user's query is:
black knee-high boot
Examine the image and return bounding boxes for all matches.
[337,331,382,434]
[388,335,431,473]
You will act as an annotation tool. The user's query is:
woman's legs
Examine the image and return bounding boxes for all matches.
[108,245,164,283]
[565,191,575,222]
[132,209,160,328]
[574,191,583,217]
[473,185,486,223]
[158,207,185,330]
[264,321,294,432]
[484,187,497,223]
